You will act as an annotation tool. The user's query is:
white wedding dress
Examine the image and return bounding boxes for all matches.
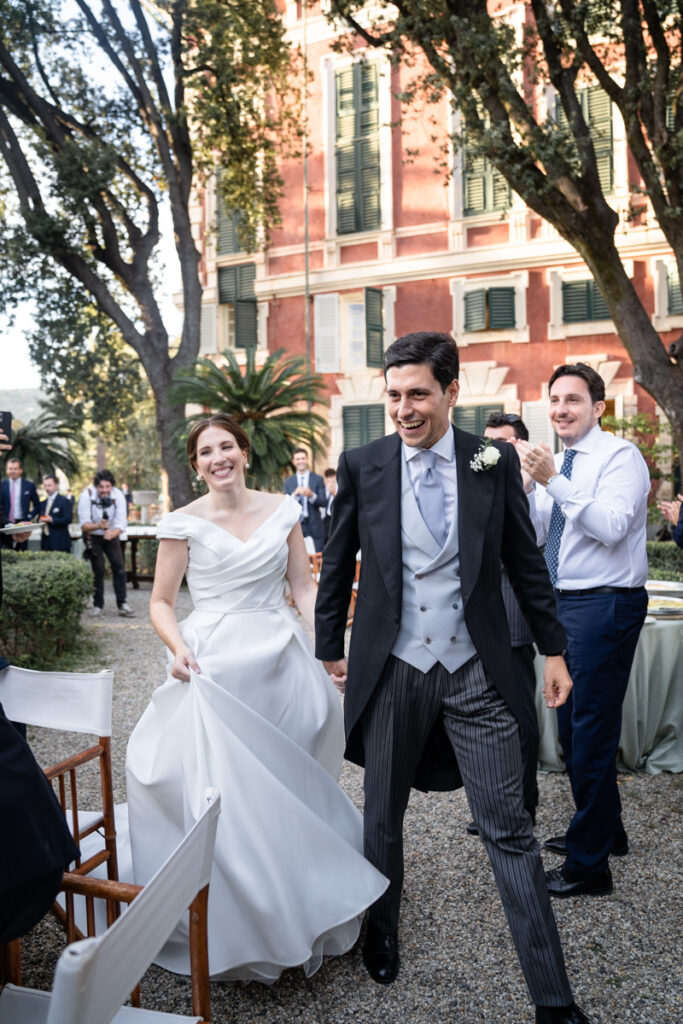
[125,496,386,982]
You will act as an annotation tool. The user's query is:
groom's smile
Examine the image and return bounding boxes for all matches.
[385,363,460,450]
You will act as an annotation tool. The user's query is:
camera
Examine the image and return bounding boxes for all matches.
[99,496,113,520]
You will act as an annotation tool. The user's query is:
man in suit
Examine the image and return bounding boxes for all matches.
[283,448,327,552]
[38,474,73,553]
[465,411,540,837]
[315,332,593,1024]
[518,364,650,899]
[320,467,337,544]
[1,458,39,550]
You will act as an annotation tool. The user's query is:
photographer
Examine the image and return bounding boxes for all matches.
[77,469,134,617]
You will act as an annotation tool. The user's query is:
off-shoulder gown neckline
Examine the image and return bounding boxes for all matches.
[174,498,288,545]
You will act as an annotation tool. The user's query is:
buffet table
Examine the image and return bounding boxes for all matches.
[535,615,683,774]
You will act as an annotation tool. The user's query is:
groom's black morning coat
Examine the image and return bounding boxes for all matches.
[314,425,566,791]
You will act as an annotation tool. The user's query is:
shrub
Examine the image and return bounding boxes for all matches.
[0,551,92,668]
[646,541,683,582]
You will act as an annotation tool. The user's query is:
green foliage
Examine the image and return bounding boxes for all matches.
[603,412,679,509]
[0,550,92,668]
[646,542,683,582]
[171,347,329,491]
[102,395,162,492]
[2,408,83,481]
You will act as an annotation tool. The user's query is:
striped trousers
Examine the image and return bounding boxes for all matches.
[361,654,573,1007]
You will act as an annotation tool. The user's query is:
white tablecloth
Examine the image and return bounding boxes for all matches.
[535,617,683,773]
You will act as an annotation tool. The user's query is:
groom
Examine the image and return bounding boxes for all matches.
[315,332,593,1024]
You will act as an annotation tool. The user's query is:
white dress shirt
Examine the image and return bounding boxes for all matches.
[77,486,128,536]
[10,478,22,521]
[403,427,456,535]
[527,425,650,589]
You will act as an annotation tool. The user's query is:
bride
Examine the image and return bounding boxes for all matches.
[125,415,387,982]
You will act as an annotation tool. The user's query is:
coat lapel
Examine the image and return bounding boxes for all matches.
[361,434,403,616]
[454,426,496,604]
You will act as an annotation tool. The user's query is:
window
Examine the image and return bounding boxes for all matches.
[343,404,385,449]
[562,280,610,323]
[452,404,504,435]
[215,171,243,255]
[462,123,510,216]
[335,62,381,234]
[314,294,340,372]
[669,270,683,316]
[217,263,257,347]
[464,287,515,332]
[365,287,384,366]
[556,86,613,193]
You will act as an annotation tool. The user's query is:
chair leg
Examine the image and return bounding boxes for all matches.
[188,886,210,1021]
[0,939,22,985]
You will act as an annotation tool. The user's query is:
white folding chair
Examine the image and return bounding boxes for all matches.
[0,667,118,978]
[0,789,221,1024]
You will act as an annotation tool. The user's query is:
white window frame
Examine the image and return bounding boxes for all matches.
[451,271,529,346]
[547,262,633,340]
[652,258,683,332]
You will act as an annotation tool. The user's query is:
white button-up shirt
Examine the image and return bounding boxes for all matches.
[527,425,650,589]
[403,427,456,535]
[77,486,128,536]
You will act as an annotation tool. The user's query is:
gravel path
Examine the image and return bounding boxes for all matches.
[20,585,683,1024]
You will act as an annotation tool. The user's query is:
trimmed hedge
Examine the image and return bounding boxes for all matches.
[646,541,683,582]
[0,550,92,668]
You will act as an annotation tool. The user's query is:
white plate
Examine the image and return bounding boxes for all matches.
[646,579,683,593]
[0,522,43,535]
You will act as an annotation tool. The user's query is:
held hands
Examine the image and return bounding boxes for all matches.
[516,440,557,488]
[171,645,201,683]
[323,657,348,695]
[542,655,573,708]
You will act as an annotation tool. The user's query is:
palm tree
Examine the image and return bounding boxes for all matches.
[3,410,82,481]
[171,348,329,490]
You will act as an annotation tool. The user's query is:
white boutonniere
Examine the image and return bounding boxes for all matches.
[470,439,501,472]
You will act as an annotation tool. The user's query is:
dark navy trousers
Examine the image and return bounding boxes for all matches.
[556,588,648,877]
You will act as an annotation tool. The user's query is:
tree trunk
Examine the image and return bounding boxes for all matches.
[144,358,195,508]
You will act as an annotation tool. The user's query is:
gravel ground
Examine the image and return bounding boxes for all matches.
[19,584,683,1024]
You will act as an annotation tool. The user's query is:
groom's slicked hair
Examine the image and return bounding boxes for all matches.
[383,331,459,391]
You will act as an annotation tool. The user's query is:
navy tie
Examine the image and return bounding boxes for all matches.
[544,448,577,586]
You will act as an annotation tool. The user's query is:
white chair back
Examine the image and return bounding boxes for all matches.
[0,667,113,736]
[46,789,220,1024]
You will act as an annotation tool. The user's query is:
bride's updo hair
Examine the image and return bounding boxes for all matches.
[187,415,251,472]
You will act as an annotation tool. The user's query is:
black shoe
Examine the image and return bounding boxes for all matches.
[362,924,399,984]
[465,820,479,836]
[545,866,613,898]
[544,833,629,857]
[536,1002,593,1023]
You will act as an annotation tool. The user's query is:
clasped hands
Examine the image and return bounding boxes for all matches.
[657,493,682,527]
[516,440,557,490]
[293,484,314,499]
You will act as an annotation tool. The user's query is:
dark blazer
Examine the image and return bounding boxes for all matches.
[673,506,683,549]
[284,470,327,545]
[1,477,39,522]
[38,493,73,552]
[315,426,566,791]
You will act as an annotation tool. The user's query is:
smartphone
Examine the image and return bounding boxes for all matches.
[0,410,11,444]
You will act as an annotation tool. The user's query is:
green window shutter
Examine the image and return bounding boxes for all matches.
[336,62,380,234]
[488,287,515,329]
[587,86,613,194]
[588,280,610,320]
[343,404,385,449]
[491,167,510,211]
[215,169,243,255]
[464,152,486,214]
[452,404,503,434]
[234,300,257,348]
[562,281,590,323]
[668,271,683,315]
[464,289,487,332]
[237,263,256,298]
[218,267,237,304]
[365,287,384,367]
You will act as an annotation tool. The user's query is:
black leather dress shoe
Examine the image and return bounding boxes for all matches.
[545,866,613,897]
[362,924,399,984]
[535,1001,593,1023]
[466,820,479,836]
[544,833,629,857]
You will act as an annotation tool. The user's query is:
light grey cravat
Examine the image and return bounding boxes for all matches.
[416,449,447,547]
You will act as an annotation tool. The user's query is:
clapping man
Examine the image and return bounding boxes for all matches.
[316,332,594,1024]
[517,363,650,899]
[283,449,326,552]
[39,474,73,553]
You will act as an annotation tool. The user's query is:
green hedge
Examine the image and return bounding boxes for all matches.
[646,541,683,582]
[0,551,92,668]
